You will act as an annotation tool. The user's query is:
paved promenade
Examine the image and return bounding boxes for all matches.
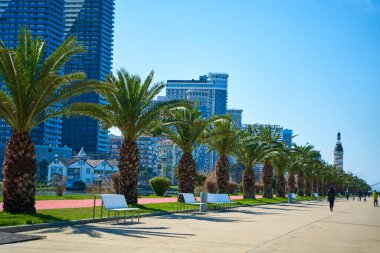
[2,199,379,253]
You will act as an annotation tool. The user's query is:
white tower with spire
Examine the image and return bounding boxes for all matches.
[334,132,344,169]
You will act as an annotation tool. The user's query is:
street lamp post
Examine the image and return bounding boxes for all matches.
[98,174,103,194]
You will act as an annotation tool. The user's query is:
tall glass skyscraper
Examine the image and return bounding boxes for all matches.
[62,0,114,155]
[0,0,65,146]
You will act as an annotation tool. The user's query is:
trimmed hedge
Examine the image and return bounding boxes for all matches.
[149,177,171,196]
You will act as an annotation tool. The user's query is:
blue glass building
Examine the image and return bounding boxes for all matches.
[166,73,228,118]
[61,0,114,155]
[0,0,65,146]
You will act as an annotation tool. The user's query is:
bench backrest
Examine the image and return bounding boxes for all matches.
[182,193,197,204]
[101,194,128,209]
[313,193,319,197]
[289,193,296,199]
[208,193,231,203]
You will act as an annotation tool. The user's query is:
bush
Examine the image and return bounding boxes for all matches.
[149,177,171,196]
[194,186,204,194]
[54,175,67,196]
[72,180,86,191]
[195,173,207,187]
[227,181,238,194]
[111,172,121,194]
[204,173,217,193]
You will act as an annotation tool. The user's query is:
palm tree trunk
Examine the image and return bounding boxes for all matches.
[216,155,230,193]
[305,178,312,196]
[178,152,197,193]
[262,163,273,198]
[242,166,255,199]
[276,172,286,197]
[2,133,36,213]
[287,172,296,193]
[296,171,305,196]
[119,138,139,204]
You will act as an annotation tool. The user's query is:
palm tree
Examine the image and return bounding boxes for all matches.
[0,29,109,213]
[158,106,228,194]
[257,125,282,199]
[293,143,320,196]
[205,120,236,193]
[287,149,303,193]
[73,68,188,204]
[233,125,272,199]
[272,143,293,197]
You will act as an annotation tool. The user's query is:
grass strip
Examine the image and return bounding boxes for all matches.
[0,196,322,227]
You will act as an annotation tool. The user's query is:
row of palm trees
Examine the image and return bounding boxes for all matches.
[0,30,369,214]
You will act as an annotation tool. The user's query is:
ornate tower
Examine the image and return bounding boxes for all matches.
[334,132,344,169]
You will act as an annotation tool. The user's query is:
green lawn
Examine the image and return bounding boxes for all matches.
[0,196,322,227]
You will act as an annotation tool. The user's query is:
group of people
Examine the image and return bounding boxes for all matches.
[326,187,379,212]
[344,189,378,207]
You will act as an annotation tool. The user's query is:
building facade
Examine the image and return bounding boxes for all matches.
[166,72,229,118]
[61,0,115,155]
[282,129,293,148]
[0,0,66,146]
[334,132,344,169]
[47,156,117,187]
[227,108,243,129]
[157,139,182,180]
[0,143,72,182]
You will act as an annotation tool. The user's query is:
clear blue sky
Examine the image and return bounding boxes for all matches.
[112,0,380,185]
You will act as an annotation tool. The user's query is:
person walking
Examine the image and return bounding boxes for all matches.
[358,190,363,201]
[327,186,336,211]
[373,191,378,207]
[345,189,349,200]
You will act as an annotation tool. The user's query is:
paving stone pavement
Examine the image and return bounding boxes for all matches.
[1,198,379,253]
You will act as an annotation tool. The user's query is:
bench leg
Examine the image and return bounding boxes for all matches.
[117,211,120,224]
[124,210,127,224]
[132,211,134,223]
[138,210,140,223]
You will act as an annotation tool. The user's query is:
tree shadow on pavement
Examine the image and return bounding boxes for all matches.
[32,224,196,239]
[156,213,243,223]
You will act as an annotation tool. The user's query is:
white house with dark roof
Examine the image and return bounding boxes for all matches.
[47,148,118,187]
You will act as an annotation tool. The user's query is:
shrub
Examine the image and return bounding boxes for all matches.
[53,175,66,196]
[195,173,207,187]
[149,177,171,196]
[204,173,217,193]
[227,182,238,194]
[73,180,86,191]
[111,172,121,194]
[194,186,204,194]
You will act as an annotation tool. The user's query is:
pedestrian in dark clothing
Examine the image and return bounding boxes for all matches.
[345,189,349,200]
[358,190,363,201]
[327,186,336,211]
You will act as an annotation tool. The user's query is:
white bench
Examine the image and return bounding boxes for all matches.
[177,193,206,213]
[313,193,319,197]
[207,193,238,211]
[99,194,140,224]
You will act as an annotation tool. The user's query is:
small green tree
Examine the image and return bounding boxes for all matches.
[149,177,171,196]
